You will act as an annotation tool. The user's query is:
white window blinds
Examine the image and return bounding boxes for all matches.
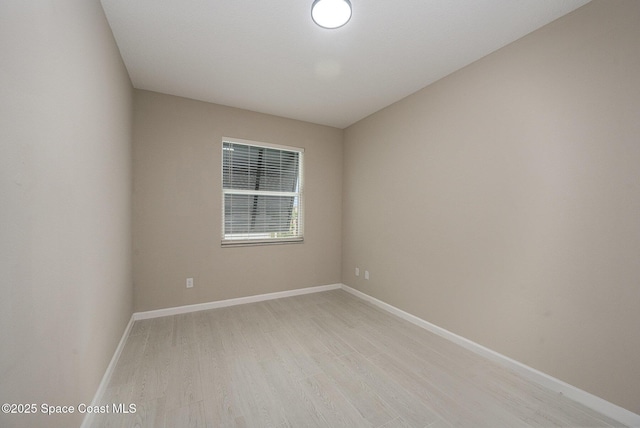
[222,139,304,245]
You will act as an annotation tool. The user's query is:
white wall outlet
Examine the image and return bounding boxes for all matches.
[186,277,194,288]
[355,267,360,277]
[364,270,369,280]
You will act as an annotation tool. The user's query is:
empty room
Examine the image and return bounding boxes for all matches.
[1,0,639,427]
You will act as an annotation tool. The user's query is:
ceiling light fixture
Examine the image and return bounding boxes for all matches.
[311,0,352,29]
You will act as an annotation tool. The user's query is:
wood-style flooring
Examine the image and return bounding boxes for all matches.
[91,289,627,427]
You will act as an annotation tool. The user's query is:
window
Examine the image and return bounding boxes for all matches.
[222,138,304,246]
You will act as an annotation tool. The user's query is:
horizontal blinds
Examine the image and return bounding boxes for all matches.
[222,141,303,241]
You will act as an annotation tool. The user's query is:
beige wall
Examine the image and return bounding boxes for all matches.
[0,1,133,428]
[342,0,640,414]
[133,90,342,312]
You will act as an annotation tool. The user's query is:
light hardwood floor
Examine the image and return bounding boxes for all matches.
[91,290,627,427]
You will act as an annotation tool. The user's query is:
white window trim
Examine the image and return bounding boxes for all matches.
[221,137,305,247]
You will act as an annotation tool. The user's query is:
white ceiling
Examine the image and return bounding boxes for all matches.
[101,0,590,129]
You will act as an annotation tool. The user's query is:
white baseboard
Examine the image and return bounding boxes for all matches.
[80,314,135,428]
[133,283,342,321]
[340,283,640,428]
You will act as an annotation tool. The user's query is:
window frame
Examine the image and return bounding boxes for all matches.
[221,137,305,247]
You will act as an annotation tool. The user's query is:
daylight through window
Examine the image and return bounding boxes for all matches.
[222,139,304,245]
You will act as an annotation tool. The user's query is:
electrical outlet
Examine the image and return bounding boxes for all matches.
[186,277,194,288]
[364,270,369,280]
[355,267,360,277]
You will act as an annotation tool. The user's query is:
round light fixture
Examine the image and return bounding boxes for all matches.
[311,0,352,29]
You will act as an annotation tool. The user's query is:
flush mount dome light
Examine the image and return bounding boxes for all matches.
[311,0,352,29]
